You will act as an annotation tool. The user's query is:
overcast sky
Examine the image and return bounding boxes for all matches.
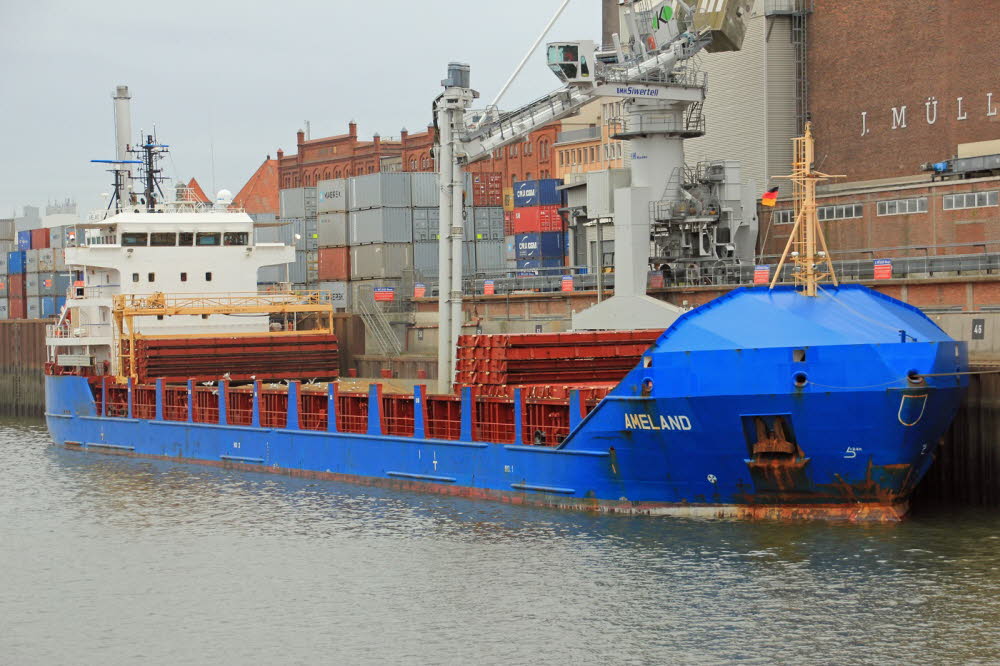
[0,0,599,218]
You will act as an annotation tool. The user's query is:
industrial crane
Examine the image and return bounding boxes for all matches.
[433,0,752,389]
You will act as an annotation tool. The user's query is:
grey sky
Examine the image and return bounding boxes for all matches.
[0,0,599,218]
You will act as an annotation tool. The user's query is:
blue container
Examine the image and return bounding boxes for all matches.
[513,179,563,208]
[515,232,565,259]
[17,230,31,251]
[41,297,58,318]
[7,251,26,274]
[55,273,72,295]
[516,257,564,270]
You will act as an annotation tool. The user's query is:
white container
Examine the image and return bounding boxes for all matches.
[25,249,40,272]
[350,243,413,280]
[279,187,317,219]
[316,179,350,213]
[410,173,440,207]
[27,296,41,319]
[349,173,411,209]
[349,208,413,245]
[317,212,349,247]
[318,280,350,309]
[0,298,8,320]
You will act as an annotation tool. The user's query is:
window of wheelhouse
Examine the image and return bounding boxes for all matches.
[223,232,248,246]
[178,232,194,246]
[150,232,177,246]
[196,232,221,246]
[121,232,148,246]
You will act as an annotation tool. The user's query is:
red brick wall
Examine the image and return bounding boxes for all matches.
[760,178,1000,259]
[466,124,561,185]
[809,0,1000,183]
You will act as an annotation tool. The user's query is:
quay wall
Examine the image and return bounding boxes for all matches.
[0,320,50,417]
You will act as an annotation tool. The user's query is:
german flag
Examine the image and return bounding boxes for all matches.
[761,187,779,207]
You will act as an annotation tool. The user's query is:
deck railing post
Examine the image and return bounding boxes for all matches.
[513,388,524,445]
[186,379,194,423]
[126,377,134,419]
[413,384,426,439]
[326,382,339,433]
[366,383,383,436]
[569,389,583,430]
[251,380,261,428]
[218,380,227,425]
[155,378,164,421]
[460,386,474,442]
[287,381,300,430]
[101,376,108,417]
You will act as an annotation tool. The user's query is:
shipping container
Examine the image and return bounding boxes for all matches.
[0,252,7,275]
[27,296,41,319]
[470,172,503,207]
[25,273,40,297]
[254,220,294,245]
[38,272,71,297]
[257,265,285,284]
[37,248,56,272]
[463,240,505,273]
[41,297,58,318]
[17,230,31,251]
[514,232,566,259]
[0,277,7,298]
[317,212,349,247]
[516,257,565,270]
[279,187,317,219]
[349,208,413,245]
[30,228,50,249]
[49,225,65,249]
[316,178,350,213]
[471,207,505,239]
[512,206,564,233]
[350,173,411,209]
[291,219,318,251]
[9,296,26,319]
[349,243,413,280]
[0,219,15,241]
[0,298,8,320]
[317,281,350,310]
[504,236,517,260]
[53,248,66,270]
[0,240,13,256]
[413,240,439,277]
[9,273,25,298]
[25,250,40,273]
[513,179,564,208]
[586,168,631,218]
[412,207,440,241]
[318,246,351,281]
[289,249,308,284]
[410,173,440,207]
[502,187,515,212]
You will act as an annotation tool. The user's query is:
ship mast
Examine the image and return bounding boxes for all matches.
[769,123,844,296]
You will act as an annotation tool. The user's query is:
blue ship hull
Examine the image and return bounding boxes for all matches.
[44,286,969,521]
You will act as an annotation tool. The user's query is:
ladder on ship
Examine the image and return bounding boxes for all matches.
[356,287,403,357]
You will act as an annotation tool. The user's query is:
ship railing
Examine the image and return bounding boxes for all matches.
[46,323,113,339]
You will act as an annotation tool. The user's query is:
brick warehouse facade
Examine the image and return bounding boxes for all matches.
[465,123,562,185]
[278,122,435,189]
[758,1,1000,261]
[808,0,1000,182]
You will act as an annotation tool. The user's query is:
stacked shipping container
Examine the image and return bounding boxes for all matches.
[1,219,72,320]
[510,179,567,272]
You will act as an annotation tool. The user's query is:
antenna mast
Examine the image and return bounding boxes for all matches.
[769,123,844,296]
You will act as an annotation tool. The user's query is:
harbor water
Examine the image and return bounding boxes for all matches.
[3,417,1000,665]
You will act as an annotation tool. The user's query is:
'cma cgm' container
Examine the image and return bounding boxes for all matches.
[514,232,565,259]
[512,179,563,208]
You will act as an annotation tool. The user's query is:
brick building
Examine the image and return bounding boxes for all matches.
[465,123,562,185]
[277,122,435,190]
[554,99,625,182]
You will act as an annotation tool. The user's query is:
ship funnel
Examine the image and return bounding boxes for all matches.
[113,85,134,200]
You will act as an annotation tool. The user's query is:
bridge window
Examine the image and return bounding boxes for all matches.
[223,232,249,246]
[132,273,139,283]
[205,272,213,282]
[179,233,194,246]
[196,232,221,246]
[150,232,177,246]
[148,272,155,282]
[180,272,187,282]
[121,232,148,246]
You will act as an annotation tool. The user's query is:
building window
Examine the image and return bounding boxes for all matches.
[223,232,249,246]
[205,272,213,282]
[539,139,550,161]
[877,197,928,216]
[524,140,532,156]
[180,272,187,282]
[410,159,417,170]
[178,233,194,246]
[943,190,998,211]
[147,272,155,282]
[589,146,596,162]
[773,209,795,225]
[196,232,221,246]
[817,203,863,221]
[121,232,148,246]
[510,144,518,157]
[132,273,139,283]
[511,174,518,186]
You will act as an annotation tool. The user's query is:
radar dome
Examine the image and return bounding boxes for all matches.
[215,189,233,203]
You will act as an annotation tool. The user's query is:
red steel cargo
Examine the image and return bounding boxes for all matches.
[512,206,563,233]
[318,246,350,281]
[30,228,50,249]
[472,172,503,207]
